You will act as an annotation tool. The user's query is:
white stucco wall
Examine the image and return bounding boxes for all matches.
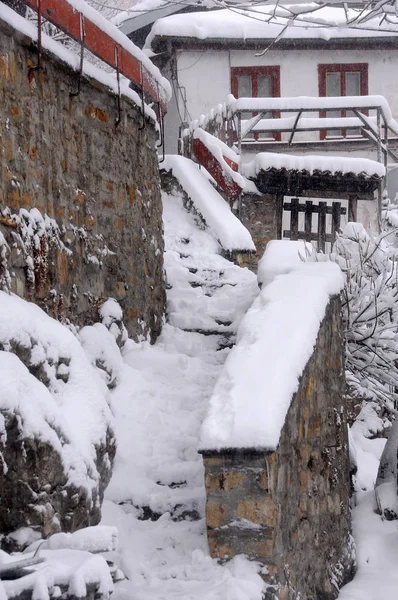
[176,50,230,121]
[176,46,398,124]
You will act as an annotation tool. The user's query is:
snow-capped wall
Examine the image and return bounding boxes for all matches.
[199,245,352,598]
[199,257,344,451]
[200,294,353,598]
[0,13,165,342]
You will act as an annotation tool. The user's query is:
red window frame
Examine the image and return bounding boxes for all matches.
[318,63,368,140]
[231,66,281,141]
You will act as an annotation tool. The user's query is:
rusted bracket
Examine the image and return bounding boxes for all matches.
[158,109,165,163]
[70,13,85,97]
[157,83,165,163]
[115,46,122,127]
[139,63,146,132]
[29,0,42,75]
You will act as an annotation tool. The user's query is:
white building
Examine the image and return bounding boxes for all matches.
[145,5,398,198]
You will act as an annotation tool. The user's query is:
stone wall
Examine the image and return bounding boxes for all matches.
[239,192,282,271]
[0,16,166,341]
[201,296,354,599]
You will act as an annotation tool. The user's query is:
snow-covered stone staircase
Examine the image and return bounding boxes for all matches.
[163,172,258,351]
[101,171,263,600]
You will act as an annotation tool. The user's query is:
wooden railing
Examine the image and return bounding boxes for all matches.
[21,0,168,113]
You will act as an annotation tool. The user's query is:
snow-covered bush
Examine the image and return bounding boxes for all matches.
[310,218,398,516]
[0,292,116,547]
[325,222,398,426]
[99,298,128,349]
[79,322,124,389]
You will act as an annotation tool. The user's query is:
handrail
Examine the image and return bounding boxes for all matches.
[22,0,168,113]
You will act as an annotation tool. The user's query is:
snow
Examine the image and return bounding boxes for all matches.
[0,291,113,496]
[3,549,113,600]
[230,94,396,124]
[100,298,123,323]
[257,239,312,287]
[199,245,344,451]
[146,4,398,49]
[79,324,123,389]
[242,115,383,134]
[0,206,263,599]
[161,155,255,253]
[338,491,398,600]
[243,151,386,179]
[25,526,118,554]
[193,129,247,191]
[0,183,396,599]
[193,128,240,166]
[47,0,170,102]
[0,3,169,123]
[183,94,398,149]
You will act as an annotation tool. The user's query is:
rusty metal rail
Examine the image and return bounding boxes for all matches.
[22,0,167,113]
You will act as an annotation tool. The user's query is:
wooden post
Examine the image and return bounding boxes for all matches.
[318,202,327,252]
[331,202,341,245]
[290,198,299,241]
[276,194,284,240]
[304,201,313,242]
[348,198,357,222]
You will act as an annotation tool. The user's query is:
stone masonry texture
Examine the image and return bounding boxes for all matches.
[239,192,282,272]
[201,296,355,599]
[0,16,166,341]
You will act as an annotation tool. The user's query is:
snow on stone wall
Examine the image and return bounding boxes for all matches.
[199,243,344,451]
[0,291,117,544]
[0,14,166,341]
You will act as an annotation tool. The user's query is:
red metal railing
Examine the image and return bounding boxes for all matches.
[23,0,167,113]
[192,137,242,199]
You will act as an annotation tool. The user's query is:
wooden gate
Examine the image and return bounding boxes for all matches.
[283,198,347,252]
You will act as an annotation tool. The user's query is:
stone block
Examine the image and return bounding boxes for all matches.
[206,502,228,529]
[205,470,246,492]
[236,498,277,527]
[308,414,322,438]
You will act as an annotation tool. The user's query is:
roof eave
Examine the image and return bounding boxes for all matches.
[151,34,398,54]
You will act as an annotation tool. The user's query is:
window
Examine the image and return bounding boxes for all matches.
[318,63,368,139]
[231,66,281,141]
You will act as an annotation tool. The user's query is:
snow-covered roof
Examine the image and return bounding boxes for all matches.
[243,152,386,179]
[199,245,344,452]
[147,4,398,48]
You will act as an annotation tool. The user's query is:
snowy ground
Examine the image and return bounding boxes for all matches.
[337,423,398,600]
[99,188,396,600]
[101,189,265,599]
